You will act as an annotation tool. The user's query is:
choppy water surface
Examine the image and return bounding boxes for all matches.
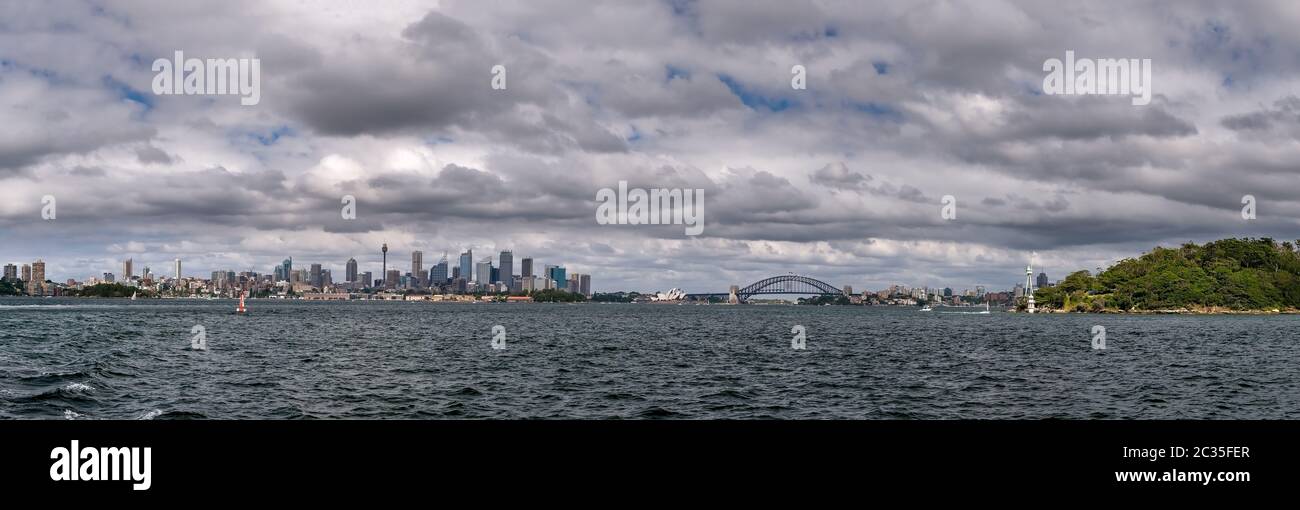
[1,298,1296,419]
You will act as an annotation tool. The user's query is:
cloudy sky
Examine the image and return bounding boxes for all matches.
[3,0,1300,293]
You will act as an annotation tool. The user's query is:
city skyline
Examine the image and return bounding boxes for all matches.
[1,246,1052,297]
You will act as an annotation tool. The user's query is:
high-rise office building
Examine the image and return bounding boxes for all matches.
[459,250,473,283]
[1036,272,1049,289]
[346,258,358,283]
[359,271,373,288]
[28,260,45,295]
[411,251,423,287]
[499,251,513,288]
[579,274,591,296]
[431,254,448,285]
[310,263,323,287]
[385,269,400,289]
[174,258,182,280]
[521,257,533,278]
[548,266,566,290]
[476,258,493,285]
[281,258,292,282]
[122,258,133,280]
[2,263,15,282]
[21,264,31,284]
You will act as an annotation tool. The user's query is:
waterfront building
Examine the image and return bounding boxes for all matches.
[579,274,591,297]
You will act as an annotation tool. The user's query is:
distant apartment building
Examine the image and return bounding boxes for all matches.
[28,260,45,295]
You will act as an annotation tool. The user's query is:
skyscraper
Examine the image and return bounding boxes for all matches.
[411,251,423,287]
[21,264,31,284]
[310,263,323,287]
[174,258,182,280]
[476,258,493,286]
[122,258,133,280]
[459,250,473,282]
[385,269,400,289]
[579,274,592,297]
[521,257,533,278]
[346,258,358,283]
[359,271,373,288]
[28,260,45,296]
[3,264,15,282]
[1036,272,1049,289]
[281,258,292,283]
[499,251,513,288]
[548,266,566,290]
[431,254,448,285]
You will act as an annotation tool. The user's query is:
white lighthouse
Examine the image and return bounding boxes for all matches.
[1024,253,1036,313]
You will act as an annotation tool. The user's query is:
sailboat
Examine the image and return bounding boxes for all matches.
[975,302,991,314]
[236,291,247,314]
[919,304,933,312]
[130,290,137,301]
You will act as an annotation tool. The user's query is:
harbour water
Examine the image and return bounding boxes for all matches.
[1,298,1296,419]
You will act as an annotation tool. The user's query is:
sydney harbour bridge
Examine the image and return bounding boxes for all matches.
[686,274,850,303]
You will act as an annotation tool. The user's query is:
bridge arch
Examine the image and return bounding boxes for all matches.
[734,275,844,302]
